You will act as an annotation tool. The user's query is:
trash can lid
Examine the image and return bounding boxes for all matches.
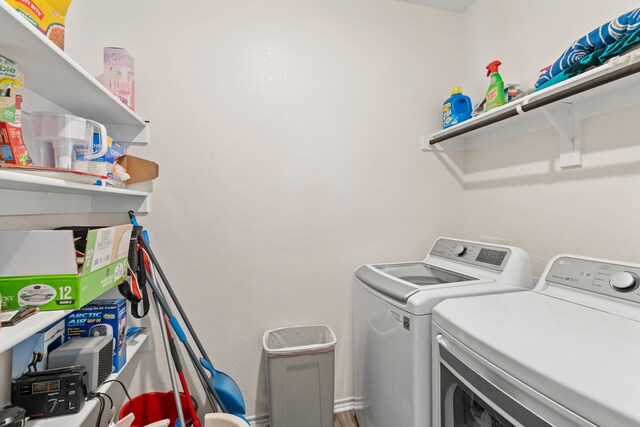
[262,325,337,356]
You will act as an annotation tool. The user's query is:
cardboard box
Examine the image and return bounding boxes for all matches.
[0,88,16,123]
[117,155,159,184]
[93,138,126,177]
[72,135,126,176]
[0,118,31,164]
[0,55,22,123]
[11,319,65,378]
[0,224,133,311]
[5,0,72,49]
[0,94,32,165]
[104,48,135,110]
[0,55,24,90]
[65,298,127,373]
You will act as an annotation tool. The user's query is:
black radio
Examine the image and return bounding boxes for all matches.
[11,366,87,419]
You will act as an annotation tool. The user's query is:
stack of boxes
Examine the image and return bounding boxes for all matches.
[0,55,31,166]
[11,298,128,379]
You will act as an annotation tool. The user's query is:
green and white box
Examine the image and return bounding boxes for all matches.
[0,225,133,311]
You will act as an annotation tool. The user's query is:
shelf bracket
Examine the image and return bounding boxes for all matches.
[539,103,582,168]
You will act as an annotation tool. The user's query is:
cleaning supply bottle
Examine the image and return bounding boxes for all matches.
[485,60,506,111]
[442,86,472,129]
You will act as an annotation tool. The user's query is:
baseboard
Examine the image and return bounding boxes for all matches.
[334,397,356,413]
[248,397,356,426]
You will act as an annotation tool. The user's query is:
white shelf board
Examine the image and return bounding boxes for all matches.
[0,170,150,215]
[0,2,148,144]
[26,330,150,427]
[424,51,640,152]
[0,310,72,354]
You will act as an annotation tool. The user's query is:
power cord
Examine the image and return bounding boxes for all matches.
[87,393,107,427]
[94,391,113,409]
[101,379,133,408]
[86,379,133,426]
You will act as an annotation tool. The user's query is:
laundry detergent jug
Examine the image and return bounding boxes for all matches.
[442,86,472,129]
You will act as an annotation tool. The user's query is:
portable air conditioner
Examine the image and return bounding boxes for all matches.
[48,336,113,392]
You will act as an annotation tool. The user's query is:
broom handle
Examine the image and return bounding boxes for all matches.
[145,264,227,412]
[155,294,187,427]
[128,213,222,412]
[141,240,213,364]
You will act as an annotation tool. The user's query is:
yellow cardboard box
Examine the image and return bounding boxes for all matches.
[5,0,72,49]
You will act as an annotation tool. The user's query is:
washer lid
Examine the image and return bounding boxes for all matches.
[433,291,640,427]
[355,262,477,303]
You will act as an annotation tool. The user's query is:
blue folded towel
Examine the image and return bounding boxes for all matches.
[535,8,640,88]
[536,28,640,91]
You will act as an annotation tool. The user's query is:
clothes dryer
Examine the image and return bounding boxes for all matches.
[432,254,640,427]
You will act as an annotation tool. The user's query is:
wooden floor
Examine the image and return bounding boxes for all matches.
[334,410,360,427]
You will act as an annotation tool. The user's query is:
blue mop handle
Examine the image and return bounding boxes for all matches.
[168,316,187,344]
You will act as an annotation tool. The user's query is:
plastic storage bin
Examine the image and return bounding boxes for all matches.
[29,112,108,169]
[263,325,337,427]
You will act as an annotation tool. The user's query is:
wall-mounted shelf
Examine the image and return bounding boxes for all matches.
[0,310,72,354]
[26,330,150,427]
[0,2,148,145]
[0,170,150,215]
[0,2,152,214]
[423,51,640,168]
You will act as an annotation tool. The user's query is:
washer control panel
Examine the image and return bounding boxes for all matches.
[546,257,640,302]
[430,238,511,271]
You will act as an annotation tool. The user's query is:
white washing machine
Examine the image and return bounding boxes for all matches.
[353,237,533,427]
[432,254,640,427]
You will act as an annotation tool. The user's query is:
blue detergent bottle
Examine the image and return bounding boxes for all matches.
[442,86,472,129]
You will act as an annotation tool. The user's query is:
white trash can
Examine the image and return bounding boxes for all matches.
[263,325,337,427]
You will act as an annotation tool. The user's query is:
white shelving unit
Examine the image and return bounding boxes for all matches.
[0,310,72,354]
[0,170,150,215]
[0,1,152,215]
[0,3,154,422]
[423,51,640,168]
[0,2,147,144]
[26,330,150,427]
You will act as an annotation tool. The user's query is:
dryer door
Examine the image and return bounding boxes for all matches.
[432,329,597,427]
[439,358,522,427]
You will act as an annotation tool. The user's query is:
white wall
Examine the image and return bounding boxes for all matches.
[60,0,464,418]
[449,0,640,274]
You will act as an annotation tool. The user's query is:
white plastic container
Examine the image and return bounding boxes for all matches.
[263,325,337,427]
[203,413,248,426]
[29,112,108,169]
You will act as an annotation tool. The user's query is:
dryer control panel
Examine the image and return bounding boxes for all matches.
[430,239,511,272]
[546,257,640,303]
